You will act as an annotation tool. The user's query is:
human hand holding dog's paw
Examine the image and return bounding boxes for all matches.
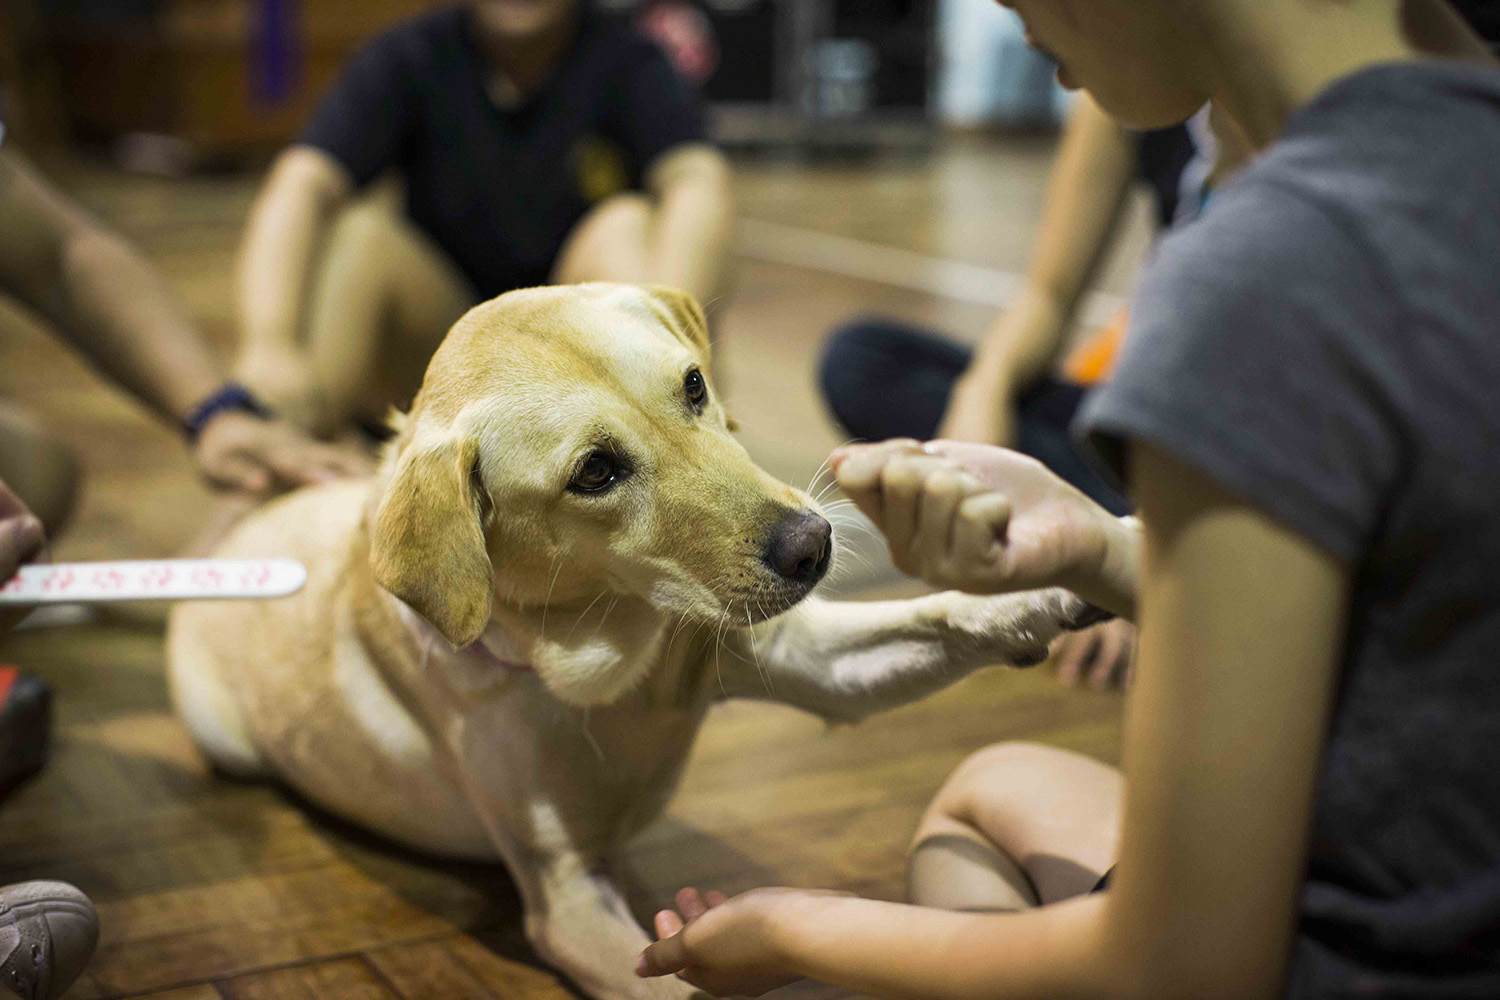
[831,439,1138,618]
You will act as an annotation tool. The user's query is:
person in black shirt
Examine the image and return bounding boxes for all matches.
[235,0,734,435]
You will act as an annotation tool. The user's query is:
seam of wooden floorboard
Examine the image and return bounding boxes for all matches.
[354,953,411,1000]
[90,931,460,1000]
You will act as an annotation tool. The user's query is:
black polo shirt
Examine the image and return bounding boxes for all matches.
[301,5,706,297]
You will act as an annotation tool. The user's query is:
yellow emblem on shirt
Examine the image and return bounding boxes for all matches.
[572,136,630,204]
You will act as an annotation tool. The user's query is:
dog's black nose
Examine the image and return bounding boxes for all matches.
[763,509,833,584]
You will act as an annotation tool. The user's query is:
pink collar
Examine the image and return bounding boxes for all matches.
[394,598,534,674]
[461,638,534,673]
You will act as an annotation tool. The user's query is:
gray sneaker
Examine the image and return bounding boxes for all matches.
[0,882,97,1000]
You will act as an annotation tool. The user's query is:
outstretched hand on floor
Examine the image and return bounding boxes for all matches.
[637,887,839,997]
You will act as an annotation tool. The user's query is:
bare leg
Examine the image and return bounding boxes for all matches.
[551,194,654,287]
[0,402,79,537]
[295,191,474,436]
[909,742,1122,910]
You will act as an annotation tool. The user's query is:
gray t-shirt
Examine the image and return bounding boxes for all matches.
[1079,62,1500,997]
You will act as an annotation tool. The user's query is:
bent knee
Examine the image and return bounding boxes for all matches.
[817,319,915,416]
[554,194,654,284]
[326,199,403,256]
[924,742,1090,824]
[957,740,1084,778]
[576,194,655,256]
[588,191,653,226]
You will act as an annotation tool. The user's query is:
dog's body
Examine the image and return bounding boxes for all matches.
[169,284,1089,1000]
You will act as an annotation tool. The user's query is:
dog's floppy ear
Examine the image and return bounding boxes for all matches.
[370,432,493,648]
[644,285,711,360]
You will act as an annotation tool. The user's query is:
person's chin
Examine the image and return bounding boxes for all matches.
[486,14,553,39]
[1098,93,1205,132]
[472,1,566,40]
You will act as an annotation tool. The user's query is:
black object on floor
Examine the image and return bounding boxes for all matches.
[0,666,51,801]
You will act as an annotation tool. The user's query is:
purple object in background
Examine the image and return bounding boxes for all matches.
[250,0,302,106]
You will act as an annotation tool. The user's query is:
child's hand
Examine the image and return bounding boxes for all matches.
[194,412,371,495]
[1053,617,1137,688]
[0,478,47,634]
[831,439,1136,615]
[637,887,832,996]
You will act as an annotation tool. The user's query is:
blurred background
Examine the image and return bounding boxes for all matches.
[4,0,1067,157]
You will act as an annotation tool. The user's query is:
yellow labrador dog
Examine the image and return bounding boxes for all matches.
[168,284,1094,1000]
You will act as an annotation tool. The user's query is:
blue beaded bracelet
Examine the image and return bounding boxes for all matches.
[183,382,273,442]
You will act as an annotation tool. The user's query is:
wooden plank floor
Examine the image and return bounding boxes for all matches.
[0,138,1140,1000]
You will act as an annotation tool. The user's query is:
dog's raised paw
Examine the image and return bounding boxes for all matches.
[943,587,1084,667]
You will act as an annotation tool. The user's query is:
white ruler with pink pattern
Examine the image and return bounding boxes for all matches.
[0,559,306,604]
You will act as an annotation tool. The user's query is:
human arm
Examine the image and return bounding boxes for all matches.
[0,149,222,426]
[642,444,1349,1000]
[938,95,1136,446]
[642,143,735,306]
[611,40,734,306]
[0,148,367,492]
[233,145,353,410]
[235,24,413,398]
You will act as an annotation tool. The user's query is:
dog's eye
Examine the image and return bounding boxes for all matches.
[570,450,622,493]
[683,368,707,412]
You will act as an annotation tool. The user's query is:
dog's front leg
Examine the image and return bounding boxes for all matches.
[719,588,1102,722]
[516,848,703,1000]
[436,709,701,1000]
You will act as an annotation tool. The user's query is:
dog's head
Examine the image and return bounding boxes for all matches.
[369,283,831,697]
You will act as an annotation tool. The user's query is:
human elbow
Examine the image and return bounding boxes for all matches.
[654,145,733,201]
[265,146,351,212]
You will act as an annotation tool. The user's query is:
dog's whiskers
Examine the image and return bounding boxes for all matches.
[711,608,732,694]
[744,600,773,694]
[681,616,723,696]
[579,707,605,763]
[807,437,860,505]
[805,453,837,500]
[539,555,566,636]
[663,610,695,667]
[564,589,610,642]
[594,594,621,636]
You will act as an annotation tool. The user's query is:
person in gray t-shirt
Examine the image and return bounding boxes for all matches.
[1077,57,1500,997]
[632,3,1500,1000]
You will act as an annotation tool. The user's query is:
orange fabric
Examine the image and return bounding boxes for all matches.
[1062,307,1130,386]
[0,666,16,707]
